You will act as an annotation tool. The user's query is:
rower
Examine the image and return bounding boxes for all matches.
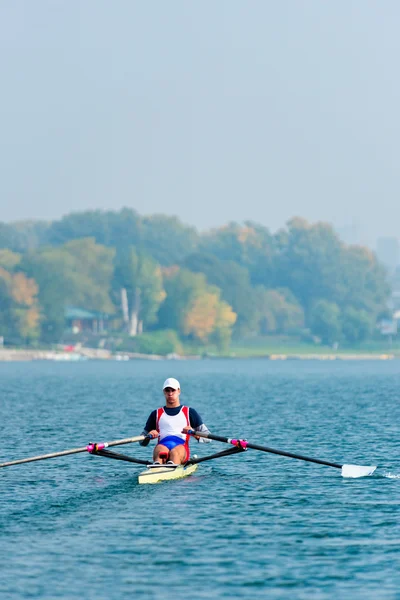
[140,377,210,465]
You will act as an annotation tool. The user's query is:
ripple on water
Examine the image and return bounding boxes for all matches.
[0,359,400,599]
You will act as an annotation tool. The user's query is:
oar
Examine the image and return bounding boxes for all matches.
[188,431,376,478]
[0,435,146,468]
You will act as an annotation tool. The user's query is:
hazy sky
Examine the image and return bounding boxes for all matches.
[1,1,399,247]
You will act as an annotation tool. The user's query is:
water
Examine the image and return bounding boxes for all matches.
[0,359,399,599]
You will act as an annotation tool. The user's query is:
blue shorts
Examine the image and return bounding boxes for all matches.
[159,436,185,450]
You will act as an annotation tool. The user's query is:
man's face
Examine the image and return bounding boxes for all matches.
[163,387,180,406]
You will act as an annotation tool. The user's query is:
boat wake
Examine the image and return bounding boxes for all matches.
[381,472,400,479]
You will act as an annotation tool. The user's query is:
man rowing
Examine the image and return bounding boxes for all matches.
[140,377,210,465]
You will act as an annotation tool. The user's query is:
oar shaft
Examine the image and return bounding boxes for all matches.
[0,435,145,468]
[190,431,342,470]
[242,441,342,469]
[0,446,89,467]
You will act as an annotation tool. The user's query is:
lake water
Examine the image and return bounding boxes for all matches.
[0,359,399,599]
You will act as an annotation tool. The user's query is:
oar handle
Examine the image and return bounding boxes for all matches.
[187,430,342,470]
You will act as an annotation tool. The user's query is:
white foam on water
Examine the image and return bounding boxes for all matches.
[382,472,400,479]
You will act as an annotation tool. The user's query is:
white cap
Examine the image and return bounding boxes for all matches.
[163,377,181,390]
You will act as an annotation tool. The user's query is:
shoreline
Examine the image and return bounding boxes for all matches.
[0,348,396,362]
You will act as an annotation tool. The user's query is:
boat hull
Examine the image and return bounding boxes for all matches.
[138,463,198,484]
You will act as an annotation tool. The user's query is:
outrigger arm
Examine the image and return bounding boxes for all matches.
[186,445,246,465]
[90,448,151,466]
[89,444,247,466]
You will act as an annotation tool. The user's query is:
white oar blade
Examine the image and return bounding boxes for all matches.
[341,464,377,478]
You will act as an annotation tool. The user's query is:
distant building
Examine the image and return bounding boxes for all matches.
[65,307,112,334]
[376,237,400,275]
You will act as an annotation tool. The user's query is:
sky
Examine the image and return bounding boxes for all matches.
[0,1,399,248]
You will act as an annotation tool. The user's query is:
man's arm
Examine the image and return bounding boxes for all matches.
[139,410,157,446]
[184,408,211,442]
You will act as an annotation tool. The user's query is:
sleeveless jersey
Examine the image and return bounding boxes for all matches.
[156,405,191,455]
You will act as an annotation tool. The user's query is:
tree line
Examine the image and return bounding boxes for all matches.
[0,209,391,350]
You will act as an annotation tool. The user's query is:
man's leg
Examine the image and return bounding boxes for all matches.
[169,444,187,465]
[153,444,169,463]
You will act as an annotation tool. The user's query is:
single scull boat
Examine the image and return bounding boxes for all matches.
[138,463,198,484]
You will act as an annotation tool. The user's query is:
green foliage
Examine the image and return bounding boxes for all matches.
[20,252,69,342]
[340,245,390,314]
[200,221,276,286]
[61,239,116,312]
[20,239,115,342]
[309,300,342,345]
[157,268,208,333]
[183,252,258,335]
[0,210,393,349]
[0,267,39,343]
[113,246,166,334]
[157,267,237,344]
[341,308,373,344]
[0,249,21,270]
[0,223,24,252]
[275,218,390,322]
[255,287,305,334]
[11,221,50,251]
[117,330,183,355]
[274,218,345,313]
[141,215,199,266]
[0,221,49,252]
[45,208,141,250]
[0,275,16,340]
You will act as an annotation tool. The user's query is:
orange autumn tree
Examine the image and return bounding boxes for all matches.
[10,272,40,340]
[213,299,237,350]
[184,290,237,348]
[0,267,40,342]
[184,292,219,341]
[158,267,237,350]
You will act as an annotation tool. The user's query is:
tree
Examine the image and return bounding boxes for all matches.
[274,218,391,330]
[113,247,166,336]
[0,267,39,342]
[184,292,219,341]
[183,252,259,336]
[0,249,21,270]
[141,215,199,266]
[212,300,237,351]
[0,223,23,252]
[341,308,373,344]
[157,268,208,334]
[0,272,15,339]
[20,252,71,342]
[20,239,115,341]
[183,292,237,345]
[255,287,304,334]
[45,208,142,250]
[274,218,345,314]
[309,300,342,346]
[158,267,237,345]
[199,221,277,286]
[10,220,50,251]
[61,238,115,312]
[340,245,390,315]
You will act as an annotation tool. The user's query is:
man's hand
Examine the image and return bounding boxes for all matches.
[147,430,159,439]
[182,426,200,440]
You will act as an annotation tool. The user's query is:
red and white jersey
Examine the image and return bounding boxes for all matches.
[156,405,191,443]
